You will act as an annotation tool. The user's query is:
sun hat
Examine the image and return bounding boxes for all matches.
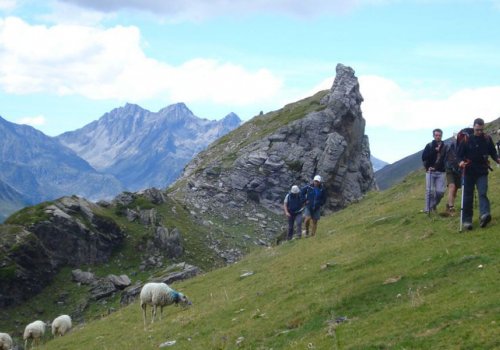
[313,175,322,182]
[291,185,300,194]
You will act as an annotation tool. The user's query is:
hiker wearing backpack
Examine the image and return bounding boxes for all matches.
[457,118,500,230]
[301,175,327,237]
[444,133,461,215]
[283,185,305,240]
[421,128,447,213]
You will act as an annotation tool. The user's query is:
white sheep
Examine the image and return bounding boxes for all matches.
[140,282,191,327]
[51,315,72,337]
[23,320,46,349]
[0,332,13,350]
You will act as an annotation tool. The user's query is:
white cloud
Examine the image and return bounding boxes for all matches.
[0,0,17,11]
[0,17,283,106]
[55,0,394,19]
[359,75,500,131]
[16,115,46,126]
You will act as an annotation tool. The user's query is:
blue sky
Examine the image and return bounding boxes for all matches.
[1,0,499,163]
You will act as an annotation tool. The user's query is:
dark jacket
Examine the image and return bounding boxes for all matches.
[457,134,499,176]
[301,184,327,211]
[422,140,446,172]
[285,192,304,215]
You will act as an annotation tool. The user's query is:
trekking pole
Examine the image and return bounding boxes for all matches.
[459,166,465,232]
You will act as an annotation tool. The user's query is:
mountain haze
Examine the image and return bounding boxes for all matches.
[0,116,124,219]
[57,103,242,191]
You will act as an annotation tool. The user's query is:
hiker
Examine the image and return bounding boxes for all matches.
[457,118,500,230]
[421,128,447,213]
[444,133,461,215]
[301,175,327,237]
[283,185,305,240]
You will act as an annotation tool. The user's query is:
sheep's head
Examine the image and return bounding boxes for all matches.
[176,292,192,307]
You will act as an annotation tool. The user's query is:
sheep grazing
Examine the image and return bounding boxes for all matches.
[51,315,72,337]
[140,282,191,327]
[23,320,46,349]
[0,332,13,350]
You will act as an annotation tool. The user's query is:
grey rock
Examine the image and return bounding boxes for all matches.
[72,269,97,285]
[107,274,131,289]
[140,188,167,204]
[139,208,157,226]
[90,278,117,300]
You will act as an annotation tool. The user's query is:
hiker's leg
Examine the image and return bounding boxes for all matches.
[295,213,303,237]
[447,183,456,207]
[304,216,311,235]
[434,172,446,208]
[463,174,475,223]
[476,175,490,217]
[287,215,295,240]
[311,219,318,236]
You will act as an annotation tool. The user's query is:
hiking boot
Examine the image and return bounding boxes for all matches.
[446,204,455,216]
[480,214,491,228]
[463,222,473,231]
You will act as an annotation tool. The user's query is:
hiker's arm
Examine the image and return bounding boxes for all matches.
[487,137,500,163]
[283,196,291,217]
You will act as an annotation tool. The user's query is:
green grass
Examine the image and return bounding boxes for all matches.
[24,168,500,349]
[4,201,53,225]
[0,190,271,343]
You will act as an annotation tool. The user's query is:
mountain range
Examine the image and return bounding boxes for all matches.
[0,106,241,222]
[0,115,124,221]
[57,103,241,191]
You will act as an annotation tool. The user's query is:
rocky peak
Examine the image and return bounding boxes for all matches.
[172,63,376,221]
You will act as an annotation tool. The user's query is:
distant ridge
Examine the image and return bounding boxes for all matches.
[57,103,241,191]
[0,115,124,221]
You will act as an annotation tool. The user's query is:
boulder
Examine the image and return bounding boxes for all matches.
[72,269,97,285]
[107,274,132,289]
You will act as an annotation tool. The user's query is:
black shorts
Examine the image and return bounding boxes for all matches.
[446,171,461,187]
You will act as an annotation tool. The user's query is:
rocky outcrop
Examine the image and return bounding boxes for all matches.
[173,64,376,219]
[0,196,125,307]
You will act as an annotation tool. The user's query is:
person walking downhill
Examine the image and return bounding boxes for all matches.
[301,175,327,237]
[421,128,447,213]
[283,185,305,240]
[457,118,500,230]
[444,133,461,216]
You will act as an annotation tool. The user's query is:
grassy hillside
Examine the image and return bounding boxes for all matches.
[0,192,273,340]
[22,168,500,349]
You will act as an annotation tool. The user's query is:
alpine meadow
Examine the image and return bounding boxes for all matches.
[5,169,497,350]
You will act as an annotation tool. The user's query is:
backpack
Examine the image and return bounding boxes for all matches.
[456,127,474,146]
[458,126,494,171]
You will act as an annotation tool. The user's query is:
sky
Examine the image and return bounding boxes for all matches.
[1,0,500,163]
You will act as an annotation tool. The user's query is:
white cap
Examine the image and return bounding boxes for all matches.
[313,175,322,182]
[291,185,300,194]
